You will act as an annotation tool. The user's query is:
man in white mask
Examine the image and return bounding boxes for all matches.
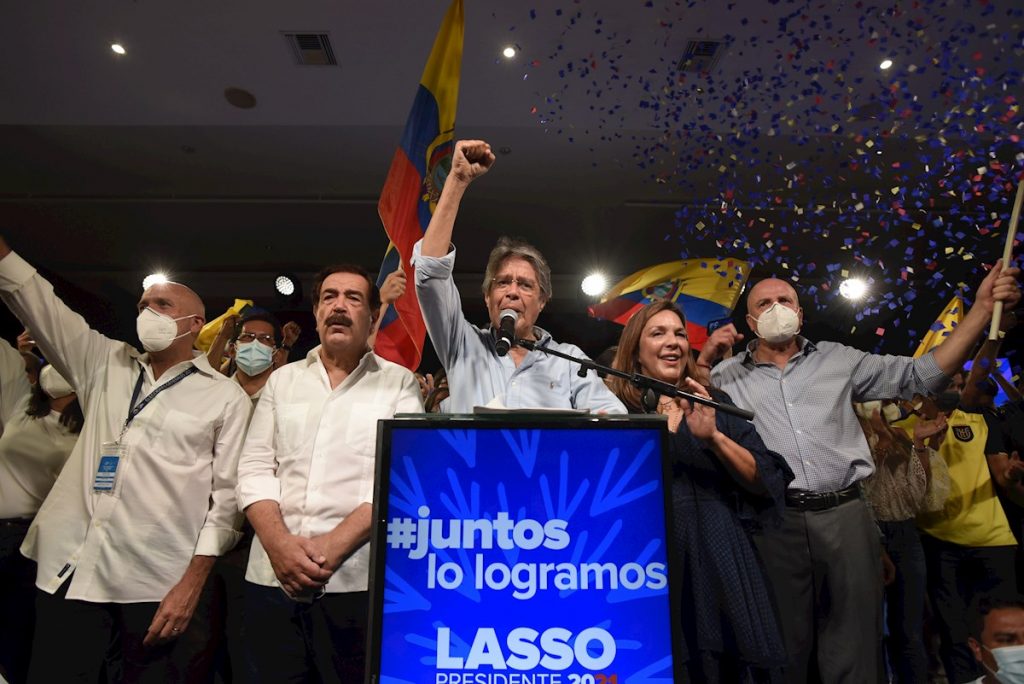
[968,596,1024,684]
[0,236,251,682]
[697,266,1021,684]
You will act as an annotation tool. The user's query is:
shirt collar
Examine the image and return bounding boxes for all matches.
[138,350,215,378]
[740,335,816,367]
[306,345,380,372]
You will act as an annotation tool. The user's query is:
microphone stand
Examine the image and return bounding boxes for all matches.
[514,338,755,422]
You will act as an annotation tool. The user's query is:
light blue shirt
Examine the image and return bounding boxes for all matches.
[711,337,949,492]
[412,241,626,415]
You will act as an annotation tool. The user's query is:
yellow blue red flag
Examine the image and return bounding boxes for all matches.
[375,0,464,370]
[913,295,963,358]
[589,258,751,350]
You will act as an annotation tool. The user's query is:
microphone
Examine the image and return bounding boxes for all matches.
[494,309,519,357]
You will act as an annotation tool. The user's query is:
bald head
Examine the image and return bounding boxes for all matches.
[139,282,206,322]
[747,278,800,316]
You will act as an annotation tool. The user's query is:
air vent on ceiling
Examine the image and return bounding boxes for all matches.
[677,39,724,74]
[283,32,337,66]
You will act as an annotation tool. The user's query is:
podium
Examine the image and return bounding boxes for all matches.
[366,414,680,684]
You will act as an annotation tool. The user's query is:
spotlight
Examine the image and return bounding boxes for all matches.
[142,273,169,290]
[581,273,608,297]
[111,43,126,55]
[879,58,893,70]
[839,278,868,300]
[274,273,303,305]
[502,46,516,59]
[275,275,296,297]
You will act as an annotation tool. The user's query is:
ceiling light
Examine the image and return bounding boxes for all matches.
[111,43,126,55]
[839,277,868,300]
[581,273,608,297]
[275,275,296,297]
[502,46,516,59]
[879,58,893,70]
[142,273,169,290]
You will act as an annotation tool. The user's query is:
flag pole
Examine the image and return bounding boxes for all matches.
[989,179,1023,340]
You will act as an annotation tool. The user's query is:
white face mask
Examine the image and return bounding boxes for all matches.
[751,302,801,344]
[234,340,275,376]
[39,364,74,399]
[136,308,194,353]
[986,644,1024,684]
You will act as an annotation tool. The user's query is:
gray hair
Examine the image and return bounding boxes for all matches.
[481,236,553,301]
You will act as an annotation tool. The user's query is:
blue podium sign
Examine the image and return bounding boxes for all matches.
[367,416,679,684]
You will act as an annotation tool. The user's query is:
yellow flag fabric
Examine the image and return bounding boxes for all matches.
[195,299,253,353]
[913,295,963,358]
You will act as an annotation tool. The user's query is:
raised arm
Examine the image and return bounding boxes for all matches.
[206,313,239,377]
[419,140,495,258]
[0,236,119,394]
[931,260,1020,375]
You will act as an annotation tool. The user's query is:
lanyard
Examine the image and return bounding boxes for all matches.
[120,364,200,441]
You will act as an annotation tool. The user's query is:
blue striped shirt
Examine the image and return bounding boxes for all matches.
[711,337,949,492]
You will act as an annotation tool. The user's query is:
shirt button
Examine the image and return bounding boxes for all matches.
[804,460,811,466]
[795,429,802,435]
[93,520,103,528]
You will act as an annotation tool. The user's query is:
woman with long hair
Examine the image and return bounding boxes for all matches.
[608,300,792,683]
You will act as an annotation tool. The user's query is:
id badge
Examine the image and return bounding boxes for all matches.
[94,441,126,494]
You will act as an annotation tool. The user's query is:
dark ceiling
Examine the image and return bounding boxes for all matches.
[1,0,1022,371]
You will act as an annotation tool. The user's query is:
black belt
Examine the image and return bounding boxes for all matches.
[785,484,860,512]
[0,517,32,528]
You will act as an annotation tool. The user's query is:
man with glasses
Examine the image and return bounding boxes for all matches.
[412,139,625,414]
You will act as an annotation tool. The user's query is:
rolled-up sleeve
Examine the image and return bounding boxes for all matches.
[236,373,283,510]
[194,387,250,556]
[412,240,466,367]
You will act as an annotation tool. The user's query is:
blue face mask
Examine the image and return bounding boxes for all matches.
[235,341,274,376]
[986,644,1024,684]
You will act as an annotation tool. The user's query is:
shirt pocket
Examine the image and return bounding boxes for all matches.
[344,402,393,458]
[275,404,310,454]
[151,408,211,466]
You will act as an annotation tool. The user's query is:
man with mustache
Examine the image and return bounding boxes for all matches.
[412,139,625,414]
[236,264,422,683]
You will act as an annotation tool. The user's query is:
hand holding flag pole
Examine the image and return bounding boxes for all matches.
[990,179,1023,340]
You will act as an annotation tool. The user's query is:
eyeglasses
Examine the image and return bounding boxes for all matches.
[237,332,276,347]
[491,275,538,295]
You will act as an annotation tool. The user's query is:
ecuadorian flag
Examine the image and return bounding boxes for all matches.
[375,0,464,370]
[913,295,963,358]
[589,258,751,351]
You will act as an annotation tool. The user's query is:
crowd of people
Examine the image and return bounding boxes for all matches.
[0,139,1022,683]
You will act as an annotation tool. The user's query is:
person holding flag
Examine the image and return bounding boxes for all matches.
[698,261,1020,683]
[411,140,625,414]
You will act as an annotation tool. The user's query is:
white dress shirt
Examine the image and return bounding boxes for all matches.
[0,251,252,603]
[0,396,79,520]
[237,346,422,594]
[0,338,78,520]
[0,333,31,437]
